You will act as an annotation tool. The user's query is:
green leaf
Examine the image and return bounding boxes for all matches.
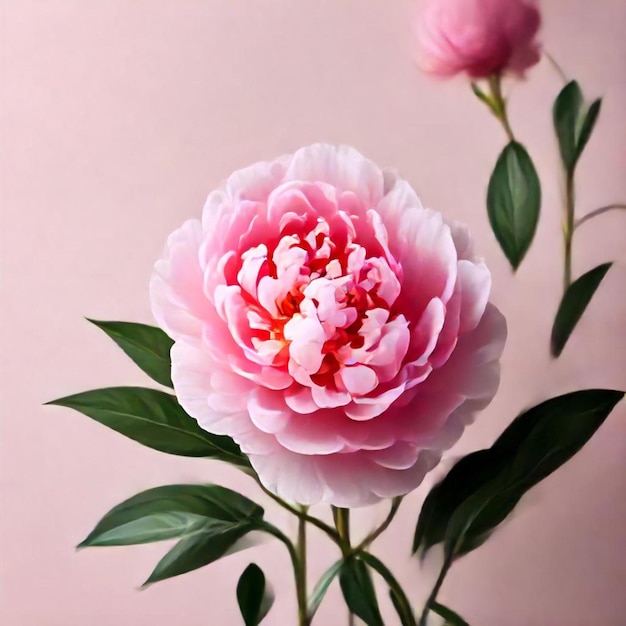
[47,386,247,464]
[237,563,274,626]
[553,80,584,171]
[576,98,602,161]
[339,558,384,626]
[79,484,263,547]
[431,601,470,626]
[487,141,541,270]
[413,390,624,562]
[550,263,612,357]
[497,390,624,488]
[307,560,343,620]
[444,390,624,558]
[553,81,602,172]
[144,521,258,586]
[389,589,417,626]
[88,320,174,388]
[412,449,509,557]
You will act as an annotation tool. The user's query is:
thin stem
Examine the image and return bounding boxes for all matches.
[255,479,340,543]
[260,522,309,626]
[296,507,309,626]
[544,50,569,84]
[356,497,403,551]
[575,204,626,229]
[563,171,575,290]
[333,507,355,626]
[488,74,515,142]
[358,551,418,626]
[418,551,453,626]
[333,507,352,556]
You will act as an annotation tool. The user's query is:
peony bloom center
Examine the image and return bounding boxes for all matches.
[217,185,409,411]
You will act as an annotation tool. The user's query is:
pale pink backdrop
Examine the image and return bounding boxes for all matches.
[1,1,625,624]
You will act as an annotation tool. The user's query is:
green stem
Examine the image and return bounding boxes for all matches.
[333,507,352,556]
[575,203,626,229]
[296,507,309,626]
[488,74,516,142]
[563,171,575,290]
[358,551,418,626]
[333,507,355,626]
[543,50,569,84]
[356,497,403,551]
[255,479,340,544]
[260,522,309,626]
[418,552,453,626]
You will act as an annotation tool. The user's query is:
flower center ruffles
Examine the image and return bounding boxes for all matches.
[213,182,412,416]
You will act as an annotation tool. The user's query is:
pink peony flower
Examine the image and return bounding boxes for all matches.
[151,144,506,507]
[415,0,542,79]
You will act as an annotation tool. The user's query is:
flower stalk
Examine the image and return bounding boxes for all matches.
[418,552,453,626]
[563,170,575,290]
[296,507,309,626]
[487,74,516,142]
[357,496,403,551]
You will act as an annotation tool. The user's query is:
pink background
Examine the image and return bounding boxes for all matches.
[2,1,625,624]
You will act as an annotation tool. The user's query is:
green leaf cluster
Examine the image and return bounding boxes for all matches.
[79,484,265,586]
[47,321,248,466]
[553,80,601,175]
[414,389,624,560]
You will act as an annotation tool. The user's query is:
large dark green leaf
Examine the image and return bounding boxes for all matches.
[413,449,509,557]
[487,141,541,270]
[79,484,263,547]
[339,558,384,626]
[551,263,612,357]
[47,386,246,464]
[446,390,624,558]
[497,390,624,487]
[553,80,602,173]
[88,319,174,388]
[414,390,624,561]
[237,563,274,626]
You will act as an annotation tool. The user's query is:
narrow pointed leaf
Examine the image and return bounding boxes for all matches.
[237,563,274,626]
[79,484,263,547]
[487,141,541,269]
[143,522,257,586]
[47,386,247,463]
[431,601,470,626]
[575,98,602,162]
[389,589,417,626]
[307,560,343,619]
[497,389,624,487]
[339,558,384,626]
[551,263,612,357]
[553,80,583,171]
[88,319,174,387]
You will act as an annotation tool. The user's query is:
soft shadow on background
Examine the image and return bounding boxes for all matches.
[1,1,625,624]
